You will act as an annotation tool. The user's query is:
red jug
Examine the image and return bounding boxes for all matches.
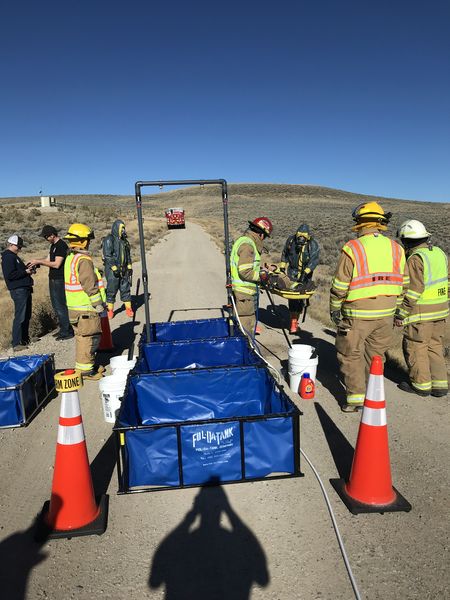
[299,372,315,399]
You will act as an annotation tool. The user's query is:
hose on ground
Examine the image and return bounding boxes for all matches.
[229,295,362,599]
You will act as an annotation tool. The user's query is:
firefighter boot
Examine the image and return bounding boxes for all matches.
[124,301,134,319]
[107,303,114,320]
[82,365,105,381]
[289,314,299,334]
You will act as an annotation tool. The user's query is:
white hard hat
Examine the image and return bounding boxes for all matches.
[397,219,430,240]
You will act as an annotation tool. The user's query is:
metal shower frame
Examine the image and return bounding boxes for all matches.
[134,179,232,342]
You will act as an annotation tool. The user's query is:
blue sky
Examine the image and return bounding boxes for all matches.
[1,1,449,201]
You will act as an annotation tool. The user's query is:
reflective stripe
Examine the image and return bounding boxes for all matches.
[404,309,449,324]
[60,391,81,418]
[347,394,365,404]
[362,407,387,426]
[432,380,448,389]
[75,362,95,371]
[57,423,85,445]
[230,235,261,296]
[343,235,405,302]
[342,307,396,318]
[365,374,385,402]
[331,277,350,290]
[412,380,432,391]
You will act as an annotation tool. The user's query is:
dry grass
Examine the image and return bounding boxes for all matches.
[1,186,448,368]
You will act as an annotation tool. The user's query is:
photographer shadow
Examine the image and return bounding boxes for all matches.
[149,482,269,599]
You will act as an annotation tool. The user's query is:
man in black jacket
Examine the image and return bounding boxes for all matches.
[28,225,73,340]
[1,235,34,350]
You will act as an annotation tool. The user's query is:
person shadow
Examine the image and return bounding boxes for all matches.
[149,482,270,599]
[0,515,51,600]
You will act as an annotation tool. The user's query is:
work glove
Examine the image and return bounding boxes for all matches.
[111,266,120,278]
[259,270,270,286]
[330,310,341,326]
[94,304,106,314]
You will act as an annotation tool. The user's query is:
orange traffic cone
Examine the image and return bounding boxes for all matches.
[331,356,411,514]
[98,310,114,351]
[37,370,108,539]
[255,323,262,335]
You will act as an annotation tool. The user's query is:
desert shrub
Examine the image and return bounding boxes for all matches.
[30,299,57,338]
[29,208,42,219]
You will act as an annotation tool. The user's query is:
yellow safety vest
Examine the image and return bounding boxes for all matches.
[343,234,405,302]
[402,246,449,324]
[230,236,260,296]
[64,252,106,312]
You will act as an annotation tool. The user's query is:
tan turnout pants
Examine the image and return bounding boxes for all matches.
[403,320,448,393]
[336,317,393,404]
[71,312,102,372]
[234,292,257,337]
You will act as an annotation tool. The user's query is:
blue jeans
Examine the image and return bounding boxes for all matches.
[10,287,32,346]
[49,278,72,336]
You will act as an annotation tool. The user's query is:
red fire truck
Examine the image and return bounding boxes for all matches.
[165,207,186,229]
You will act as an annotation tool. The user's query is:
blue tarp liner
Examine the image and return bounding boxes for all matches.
[116,366,299,489]
[0,355,55,428]
[135,336,262,372]
[141,317,235,343]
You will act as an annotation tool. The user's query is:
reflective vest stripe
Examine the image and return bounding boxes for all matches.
[402,246,448,324]
[65,253,106,311]
[391,239,402,273]
[346,239,368,276]
[343,235,405,303]
[231,236,260,296]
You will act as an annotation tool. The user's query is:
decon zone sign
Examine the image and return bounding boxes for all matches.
[54,370,83,392]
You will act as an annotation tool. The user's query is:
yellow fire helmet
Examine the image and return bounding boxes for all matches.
[352,201,392,231]
[64,223,95,249]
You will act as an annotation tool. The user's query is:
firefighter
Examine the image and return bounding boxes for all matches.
[64,223,106,380]
[280,223,320,334]
[230,217,274,337]
[102,219,133,319]
[330,202,408,412]
[395,220,449,397]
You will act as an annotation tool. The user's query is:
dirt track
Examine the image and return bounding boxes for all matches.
[0,222,449,600]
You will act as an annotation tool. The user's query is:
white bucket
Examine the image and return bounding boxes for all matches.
[99,375,127,423]
[288,344,314,360]
[288,353,318,393]
[109,354,136,377]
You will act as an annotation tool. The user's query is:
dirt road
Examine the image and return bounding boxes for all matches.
[0,222,449,600]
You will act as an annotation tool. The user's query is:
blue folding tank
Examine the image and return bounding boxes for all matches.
[115,364,301,491]
[0,354,55,428]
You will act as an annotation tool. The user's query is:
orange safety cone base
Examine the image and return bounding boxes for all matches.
[330,478,411,515]
[35,494,109,540]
